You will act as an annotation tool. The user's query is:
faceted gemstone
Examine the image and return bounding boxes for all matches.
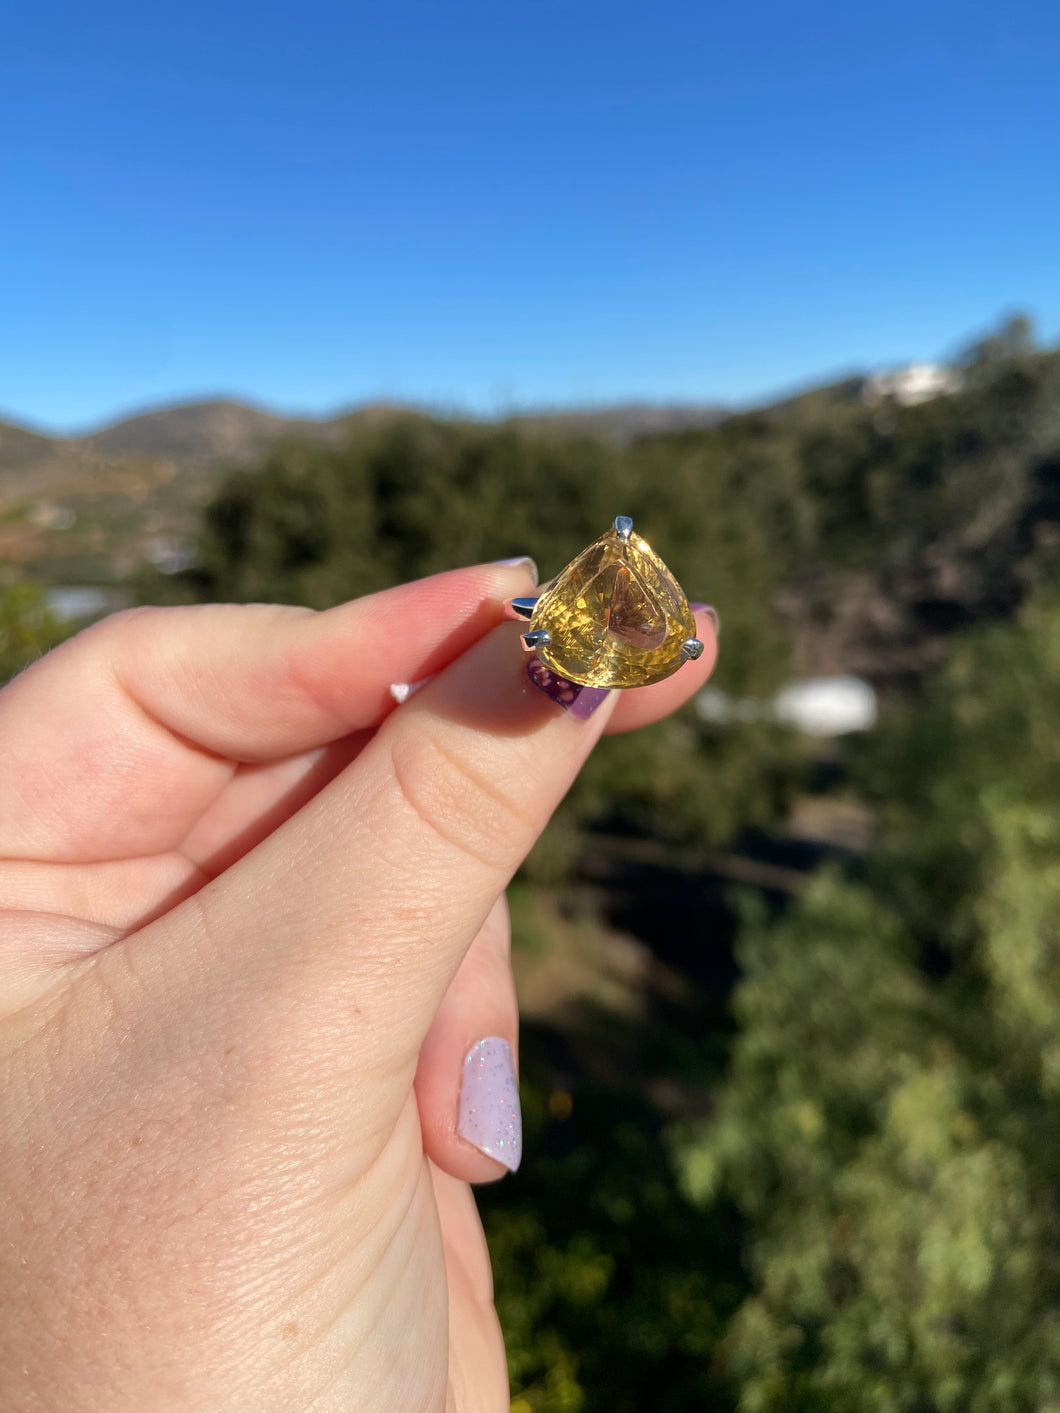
[528,524,696,688]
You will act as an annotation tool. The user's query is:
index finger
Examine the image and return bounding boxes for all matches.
[0,561,536,862]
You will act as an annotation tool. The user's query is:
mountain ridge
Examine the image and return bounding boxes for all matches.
[1,392,735,465]
[0,393,739,589]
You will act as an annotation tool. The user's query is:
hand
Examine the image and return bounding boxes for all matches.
[0,562,716,1412]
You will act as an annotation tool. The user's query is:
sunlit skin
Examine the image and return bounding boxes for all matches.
[0,563,716,1412]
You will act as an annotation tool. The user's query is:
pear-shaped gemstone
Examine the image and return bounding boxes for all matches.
[528,524,696,688]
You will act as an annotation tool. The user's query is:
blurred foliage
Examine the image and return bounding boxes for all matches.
[793,316,1060,596]
[482,1072,745,1413]
[119,318,1060,1408]
[5,313,1060,1408]
[152,414,796,695]
[142,326,1060,874]
[146,317,1060,668]
[0,583,67,684]
[856,587,1060,956]
[676,592,1060,1411]
[144,412,808,857]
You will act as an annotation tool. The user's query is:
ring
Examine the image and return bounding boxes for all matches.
[504,516,704,689]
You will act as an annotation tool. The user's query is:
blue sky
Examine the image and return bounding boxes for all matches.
[2,0,1059,431]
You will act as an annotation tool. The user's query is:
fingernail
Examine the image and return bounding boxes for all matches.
[689,603,720,636]
[494,555,539,584]
[458,1037,522,1173]
[389,675,434,705]
[526,658,610,720]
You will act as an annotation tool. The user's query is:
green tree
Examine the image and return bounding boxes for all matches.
[676,593,1060,1411]
[152,415,805,860]
[0,583,66,685]
[483,1073,745,1413]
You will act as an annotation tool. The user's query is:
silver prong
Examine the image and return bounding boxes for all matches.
[680,637,705,664]
[505,595,539,621]
[614,515,633,541]
[521,629,552,653]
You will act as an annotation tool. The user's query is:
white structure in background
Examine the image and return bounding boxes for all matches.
[27,503,76,530]
[774,676,877,735]
[863,362,962,407]
[45,587,127,622]
[143,537,196,574]
[697,687,766,727]
[697,675,877,737]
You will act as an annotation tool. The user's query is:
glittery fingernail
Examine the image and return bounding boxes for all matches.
[457,1037,522,1173]
[525,658,610,721]
[689,603,720,636]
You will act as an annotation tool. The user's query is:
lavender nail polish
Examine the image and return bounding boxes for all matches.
[457,1037,522,1173]
[526,658,610,720]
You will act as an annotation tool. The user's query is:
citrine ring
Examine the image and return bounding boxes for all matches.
[504,516,704,690]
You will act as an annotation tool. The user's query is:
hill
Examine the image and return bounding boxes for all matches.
[85,399,310,465]
[0,395,730,588]
[8,355,1027,697]
[4,394,732,473]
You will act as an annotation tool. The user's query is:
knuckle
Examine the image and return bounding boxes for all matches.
[88,604,157,645]
[77,605,171,673]
[388,727,536,874]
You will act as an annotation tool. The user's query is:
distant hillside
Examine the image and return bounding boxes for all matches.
[4,337,1052,699]
[0,394,731,589]
[0,418,63,475]
[8,349,1034,695]
[753,375,869,424]
[86,399,304,464]
[4,394,732,471]
[507,402,729,441]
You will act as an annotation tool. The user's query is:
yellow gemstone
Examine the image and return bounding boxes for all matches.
[529,524,696,688]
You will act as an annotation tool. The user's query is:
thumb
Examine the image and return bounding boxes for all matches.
[102,623,621,1156]
[84,603,714,1171]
